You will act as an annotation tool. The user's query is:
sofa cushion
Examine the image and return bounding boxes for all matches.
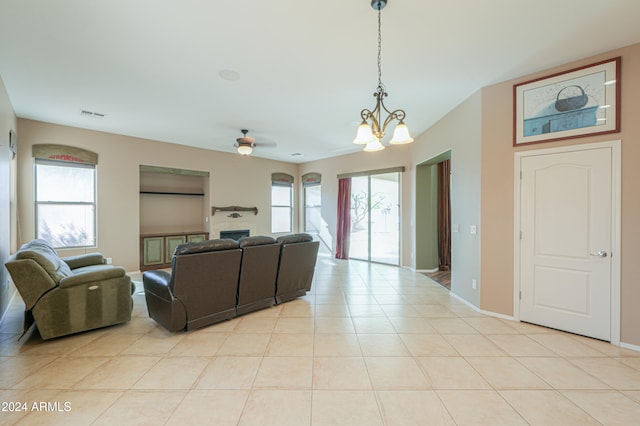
[15,239,72,283]
[174,238,239,256]
[276,233,314,244]
[238,235,277,248]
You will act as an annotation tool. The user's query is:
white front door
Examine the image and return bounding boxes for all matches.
[519,146,613,341]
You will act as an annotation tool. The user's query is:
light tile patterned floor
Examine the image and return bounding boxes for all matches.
[2,253,640,425]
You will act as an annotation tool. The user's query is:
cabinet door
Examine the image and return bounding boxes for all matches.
[165,236,186,263]
[187,234,206,243]
[143,237,165,266]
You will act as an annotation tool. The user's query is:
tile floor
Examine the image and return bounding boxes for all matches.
[1,252,640,425]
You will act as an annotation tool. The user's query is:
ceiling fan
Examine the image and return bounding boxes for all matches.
[234,129,277,156]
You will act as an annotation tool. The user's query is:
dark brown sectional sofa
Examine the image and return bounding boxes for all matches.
[142,233,319,332]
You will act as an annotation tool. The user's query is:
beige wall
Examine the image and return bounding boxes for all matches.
[0,75,17,320]
[16,119,298,272]
[410,92,483,306]
[481,43,640,346]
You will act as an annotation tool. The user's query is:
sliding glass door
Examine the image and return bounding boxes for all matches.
[349,172,400,265]
[349,176,369,261]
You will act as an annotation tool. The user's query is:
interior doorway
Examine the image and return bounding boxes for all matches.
[416,151,452,290]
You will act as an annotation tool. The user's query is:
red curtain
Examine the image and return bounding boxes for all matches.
[437,160,451,271]
[335,177,351,259]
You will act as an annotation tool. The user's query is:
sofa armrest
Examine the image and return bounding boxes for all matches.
[62,253,105,269]
[4,258,57,310]
[142,270,174,301]
[59,265,127,288]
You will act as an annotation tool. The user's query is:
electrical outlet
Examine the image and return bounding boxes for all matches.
[472,279,477,290]
[106,257,113,265]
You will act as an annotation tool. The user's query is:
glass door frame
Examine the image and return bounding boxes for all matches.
[349,171,401,266]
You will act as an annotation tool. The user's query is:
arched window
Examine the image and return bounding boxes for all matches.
[33,144,98,248]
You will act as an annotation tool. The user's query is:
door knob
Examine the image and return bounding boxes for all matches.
[589,251,607,258]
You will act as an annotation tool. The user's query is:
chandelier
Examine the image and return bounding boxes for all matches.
[353,0,413,152]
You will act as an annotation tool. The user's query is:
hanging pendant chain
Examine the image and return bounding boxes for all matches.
[377,4,383,87]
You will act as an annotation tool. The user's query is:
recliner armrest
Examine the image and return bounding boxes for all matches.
[142,270,174,301]
[62,253,105,269]
[59,266,127,288]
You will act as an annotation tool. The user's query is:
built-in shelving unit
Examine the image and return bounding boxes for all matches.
[140,231,209,271]
[139,165,210,270]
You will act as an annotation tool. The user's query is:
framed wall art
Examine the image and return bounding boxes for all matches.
[514,57,620,146]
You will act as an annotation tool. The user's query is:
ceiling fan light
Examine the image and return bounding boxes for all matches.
[363,138,385,152]
[237,144,253,156]
[389,122,414,145]
[353,122,375,144]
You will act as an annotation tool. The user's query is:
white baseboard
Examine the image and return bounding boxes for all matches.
[0,288,18,324]
[448,291,476,309]
[480,309,515,321]
[415,268,439,273]
[449,291,515,321]
[448,281,637,351]
[620,341,640,353]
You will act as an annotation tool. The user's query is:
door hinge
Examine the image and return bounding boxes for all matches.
[519,230,523,240]
[519,290,522,300]
[520,171,523,180]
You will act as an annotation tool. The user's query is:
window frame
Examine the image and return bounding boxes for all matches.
[271,182,293,234]
[34,158,97,249]
[303,183,321,233]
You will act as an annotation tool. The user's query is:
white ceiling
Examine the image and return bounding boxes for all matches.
[1,0,639,163]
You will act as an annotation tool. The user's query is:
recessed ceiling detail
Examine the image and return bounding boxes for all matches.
[218,69,240,81]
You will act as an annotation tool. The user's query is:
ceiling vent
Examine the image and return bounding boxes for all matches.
[80,109,106,118]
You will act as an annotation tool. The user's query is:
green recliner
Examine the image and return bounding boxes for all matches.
[4,239,133,340]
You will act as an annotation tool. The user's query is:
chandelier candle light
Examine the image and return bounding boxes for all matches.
[354,0,413,152]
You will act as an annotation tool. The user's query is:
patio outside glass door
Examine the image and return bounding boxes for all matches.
[349,172,400,265]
